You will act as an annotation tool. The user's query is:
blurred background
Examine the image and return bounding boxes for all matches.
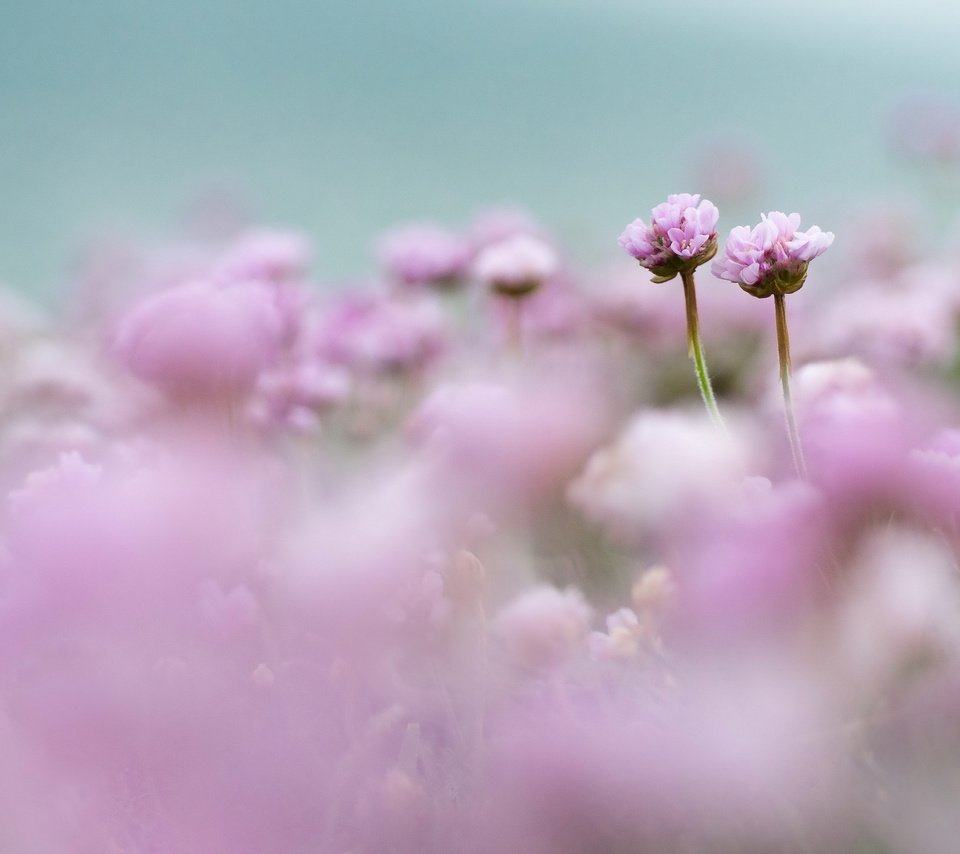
[1,0,959,297]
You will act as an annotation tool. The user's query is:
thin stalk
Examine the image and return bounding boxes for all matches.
[504,295,523,356]
[774,292,808,480]
[680,268,724,428]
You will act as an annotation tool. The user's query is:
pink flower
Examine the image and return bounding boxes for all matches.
[836,527,960,692]
[488,661,841,853]
[712,211,834,298]
[246,359,351,434]
[377,224,472,288]
[114,278,284,398]
[588,607,642,660]
[813,284,955,368]
[670,477,826,647]
[789,358,913,504]
[494,585,593,668]
[409,378,607,514]
[472,234,559,296]
[309,291,446,375]
[211,229,312,285]
[568,409,752,542]
[618,193,719,281]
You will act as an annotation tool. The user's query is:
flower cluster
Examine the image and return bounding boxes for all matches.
[3,190,960,854]
[377,223,472,288]
[472,234,559,296]
[712,211,835,297]
[618,192,719,281]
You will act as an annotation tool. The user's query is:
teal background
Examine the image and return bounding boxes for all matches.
[0,0,957,294]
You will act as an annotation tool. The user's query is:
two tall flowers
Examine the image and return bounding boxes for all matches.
[619,195,834,478]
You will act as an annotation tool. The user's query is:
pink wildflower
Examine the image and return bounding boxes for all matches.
[212,228,312,285]
[618,193,719,282]
[114,278,284,398]
[472,234,559,297]
[377,224,472,288]
[494,585,593,668]
[309,291,446,375]
[568,409,752,542]
[712,211,834,298]
[247,360,351,434]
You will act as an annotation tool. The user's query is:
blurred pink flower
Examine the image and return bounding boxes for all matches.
[378,224,472,288]
[494,585,593,668]
[472,234,559,296]
[211,228,313,285]
[410,377,607,513]
[812,284,955,368]
[669,476,826,646]
[247,359,351,434]
[114,278,284,398]
[309,290,447,376]
[488,662,842,853]
[568,409,753,542]
[588,607,642,661]
[836,528,960,693]
[789,359,917,505]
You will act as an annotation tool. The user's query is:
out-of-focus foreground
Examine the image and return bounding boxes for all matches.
[1,178,960,852]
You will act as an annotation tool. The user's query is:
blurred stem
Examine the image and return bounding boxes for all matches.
[439,284,471,337]
[774,293,808,480]
[505,296,523,356]
[680,268,724,428]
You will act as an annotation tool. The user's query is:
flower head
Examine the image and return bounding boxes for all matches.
[618,193,720,282]
[310,291,446,375]
[494,585,593,667]
[568,409,751,541]
[712,212,834,298]
[377,224,472,288]
[212,229,313,285]
[472,234,559,297]
[114,278,284,398]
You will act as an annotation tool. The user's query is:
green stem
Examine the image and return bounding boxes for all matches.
[774,292,808,480]
[680,268,724,428]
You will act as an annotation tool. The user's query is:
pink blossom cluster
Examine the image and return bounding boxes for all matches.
[377,219,562,301]
[472,234,559,296]
[618,192,719,279]
[3,192,960,854]
[377,224,473,287]
[711,211,835,297]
